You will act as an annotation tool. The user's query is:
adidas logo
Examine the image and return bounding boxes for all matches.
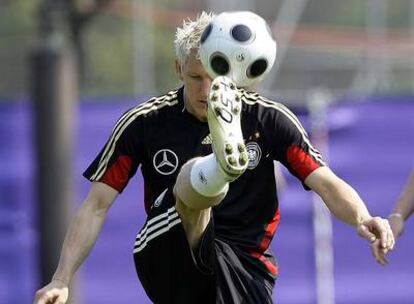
[202,134,212,145]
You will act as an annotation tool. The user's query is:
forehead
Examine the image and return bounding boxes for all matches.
[183,51,207,74]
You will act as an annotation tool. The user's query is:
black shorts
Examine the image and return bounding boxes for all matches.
[133,188,274,304]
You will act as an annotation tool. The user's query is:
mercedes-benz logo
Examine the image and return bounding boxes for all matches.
[153,149,179,175]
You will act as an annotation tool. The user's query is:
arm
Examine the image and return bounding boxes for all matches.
[34,182,118,304]
[388,171,414,238]
[305,167,394,264]
[305,167,371,226]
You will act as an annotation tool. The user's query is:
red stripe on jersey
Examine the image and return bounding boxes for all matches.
[287,145,321,181]
[101,155,132,192]
[259,208,280,252]
[250,208,280,276]
[250,251,279,276]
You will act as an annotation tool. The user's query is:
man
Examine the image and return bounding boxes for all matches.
[372,170,414,265]
[34,12,394,304]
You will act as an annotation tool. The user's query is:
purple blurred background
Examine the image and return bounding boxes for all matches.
[1,95,413,304]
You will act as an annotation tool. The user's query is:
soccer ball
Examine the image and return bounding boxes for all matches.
[200,11,277,88]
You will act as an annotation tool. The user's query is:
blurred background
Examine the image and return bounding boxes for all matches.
[1,0,413,303]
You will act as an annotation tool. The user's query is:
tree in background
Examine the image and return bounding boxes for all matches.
[38,0,115,87]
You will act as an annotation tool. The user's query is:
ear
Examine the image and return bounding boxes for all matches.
[175,59,184,81]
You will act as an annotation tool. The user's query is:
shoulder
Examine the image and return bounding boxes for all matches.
[130,89,180,117]
[116,89,181,125]
[241,89,299,122]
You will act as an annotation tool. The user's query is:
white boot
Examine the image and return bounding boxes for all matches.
[207,76,248,181]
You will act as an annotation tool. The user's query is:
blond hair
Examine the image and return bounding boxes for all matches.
[174,11,215,65]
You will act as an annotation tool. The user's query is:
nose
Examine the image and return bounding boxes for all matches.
[201,78,213,96]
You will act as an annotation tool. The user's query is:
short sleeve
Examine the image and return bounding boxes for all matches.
[264,103,326,188]
[83,108,143,193]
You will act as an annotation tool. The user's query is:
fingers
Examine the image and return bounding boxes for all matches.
[383,219,395,251]
[357,223,376,242]
[35,291,57,304]
[361,217,396,265]
[370,239,389,265]
[34,287,68,304]
[35,295,64,304]
[34,290,48,304]
[359,217,395,252]
[375,217,394,253]
[358,217,395,265]
[377,217,390,250]
[34,294,52,304]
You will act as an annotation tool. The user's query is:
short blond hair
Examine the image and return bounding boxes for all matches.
[174,11,215,65]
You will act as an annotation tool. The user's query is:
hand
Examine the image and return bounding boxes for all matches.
[357,216,395,265]
[33,279,69,304]
[388,213,405,239]
[370,238,389,265]
[368,214,405,265]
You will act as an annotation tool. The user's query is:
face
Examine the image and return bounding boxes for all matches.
[176,51,213,122]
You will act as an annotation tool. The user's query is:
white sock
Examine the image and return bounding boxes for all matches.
[190,154,229,197]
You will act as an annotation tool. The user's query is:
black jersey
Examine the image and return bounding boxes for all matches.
[84,86,325,278]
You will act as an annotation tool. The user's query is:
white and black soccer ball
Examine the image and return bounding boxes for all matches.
[200,11,277,88]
